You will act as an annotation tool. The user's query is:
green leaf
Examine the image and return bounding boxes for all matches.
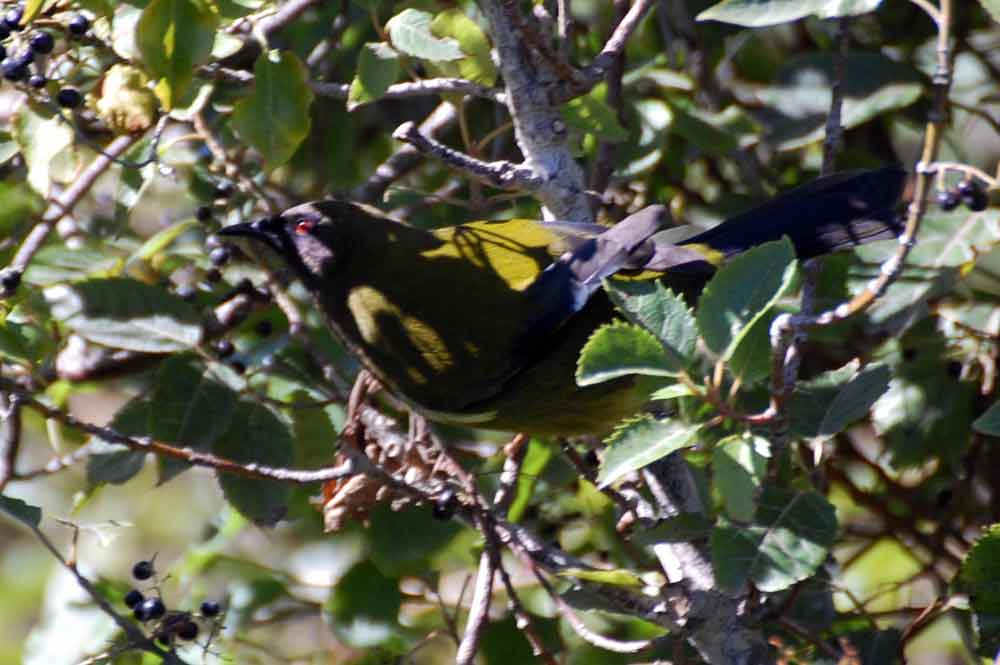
[817,363,890,437]
[231,50,315,169]
[430,9,497,86]
[631,513,714,545]
[713,435,769,522]
[324,560,407,651]
[386,9,464,61]
[979,0,1000,22]
[212,400,294,527]
[23,0,46,25]
[23,241,121,286]
[696,238,797,360]
[13,106,78,197]
[347,42,401,110]
[557,567,644,587]
[150,357,239,483]
[605,279,698,367]
[0,494,42,528]
[698,0,884,27]
[650,383,695,400]
[959,524,1000,614]
[136,0,218,109]
[755,52,921,151]
[127,218,200,267]
[86,398,150,487]
[577,321,676,387]
[789,361,890,439]
[973,401,1000,435]
[561,84,629,143]
[367,504,465,577]
[597,416,699,487]
[507,438,555,522]
[44,278,202,352]
[711,488,836,593]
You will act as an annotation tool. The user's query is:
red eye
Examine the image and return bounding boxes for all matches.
[295,219,316,235]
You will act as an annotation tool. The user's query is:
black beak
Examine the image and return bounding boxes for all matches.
[218,216,285,252]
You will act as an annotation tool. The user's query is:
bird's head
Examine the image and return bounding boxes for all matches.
[217,200,368,286]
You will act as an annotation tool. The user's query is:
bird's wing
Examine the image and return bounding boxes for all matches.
[514,206,709,354]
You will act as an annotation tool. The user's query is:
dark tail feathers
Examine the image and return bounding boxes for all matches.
[681,166,907,260]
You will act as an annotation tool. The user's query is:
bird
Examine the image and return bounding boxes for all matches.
[218,167,906,436]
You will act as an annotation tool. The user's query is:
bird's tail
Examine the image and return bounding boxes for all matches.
[681,166,907,260]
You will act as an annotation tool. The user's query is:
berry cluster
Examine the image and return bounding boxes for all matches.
[122,558,224,648]
[937,178,990,212]
[0,3,90,107]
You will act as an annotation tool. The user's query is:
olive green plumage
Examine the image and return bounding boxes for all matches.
[219,167,905,435]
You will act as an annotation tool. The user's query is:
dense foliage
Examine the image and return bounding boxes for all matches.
[1,0,1000,663]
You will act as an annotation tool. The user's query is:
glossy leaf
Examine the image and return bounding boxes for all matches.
[605,278,698,366]
[696,238,797,360]
[136,0,218,109]
[44,278,202,352]
[959,523,1000,614]
[698,0,884,27]
[713,435,769,522]
[151,357,239,483]
[86,398,150,487]
[598,416,699,487]
[0,494,42,528]
[231,50,315,168]
[712,488,836,592]
[324,560,407,651]
[385,9,464,61]
[213,400,294,527]
[347,43,400,110]
[577,320,676,386]
[754,52,921,150]
[430,9,497,86]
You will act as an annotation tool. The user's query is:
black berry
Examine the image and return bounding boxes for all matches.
[937,189,960,212]
[132,560,154,580]
[1,58,27,82]
[205,268,222,283]
[176,285,196,301]
[56,87,82,108]
[205,234,222,250]
[28,73,45,88]
[200,600,221,617]
[214,339,234,358]
[0,23,9,39]
[960,181,989,212]
[29,32,54,54]
[254,320,272,337]
[3,6,23,31]
[432,489,457,520]
[176,621,199,640]
[214,181,234,198]
[209,246,230,266]
[67,14,90,35]
[139,597,166,621]
[195,205,212,222]
[0,269,21,294]
[229,360,246,375]
[124,589,144,608]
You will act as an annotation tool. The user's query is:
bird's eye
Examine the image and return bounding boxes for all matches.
[295,219,316,235]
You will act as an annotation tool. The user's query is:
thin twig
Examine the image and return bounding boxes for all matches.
[312,78,505,106]
[455,530,497,665]
[392,120,543,191]
[5,384,354,485]
[4,134,139,280]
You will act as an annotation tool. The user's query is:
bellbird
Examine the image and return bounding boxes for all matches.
[219,167,905,435]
